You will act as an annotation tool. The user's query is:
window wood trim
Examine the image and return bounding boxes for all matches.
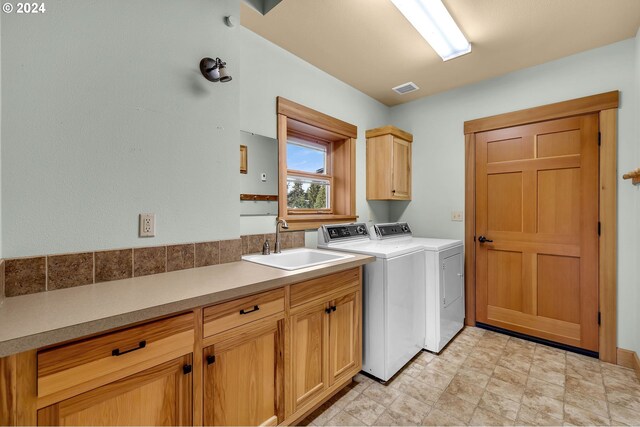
[463,91,619,364]
[277,97,357,231]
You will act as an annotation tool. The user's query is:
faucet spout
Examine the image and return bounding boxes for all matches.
[274,218,289,253]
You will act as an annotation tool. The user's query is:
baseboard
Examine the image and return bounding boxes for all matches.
[617,347,640,379]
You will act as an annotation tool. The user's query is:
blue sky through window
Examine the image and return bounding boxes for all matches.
[287,142,325,173]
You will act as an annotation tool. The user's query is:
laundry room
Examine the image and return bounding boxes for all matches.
[1,1,639,426]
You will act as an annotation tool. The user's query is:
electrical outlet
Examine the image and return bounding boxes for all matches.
[139,213,155,237]
[451,211,463,222]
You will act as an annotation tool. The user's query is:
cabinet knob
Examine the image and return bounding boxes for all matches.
[206,355,216,365]
[183,364,192,375]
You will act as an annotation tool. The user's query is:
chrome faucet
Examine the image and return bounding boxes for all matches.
[274,218,289,253]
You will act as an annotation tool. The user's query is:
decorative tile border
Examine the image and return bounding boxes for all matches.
[1,231,306,298]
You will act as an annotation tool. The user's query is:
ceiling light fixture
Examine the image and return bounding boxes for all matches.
[391,0,471,61]
[199,57,232,82]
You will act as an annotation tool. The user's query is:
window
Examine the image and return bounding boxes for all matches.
[286,137,332,211]
[277,97,357,230]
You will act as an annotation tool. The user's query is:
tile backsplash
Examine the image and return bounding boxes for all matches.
[1,232,305,298]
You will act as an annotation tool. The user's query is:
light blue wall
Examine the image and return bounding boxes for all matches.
[1,0,240,257]
[388,38,640,354]
[238,27,391,245]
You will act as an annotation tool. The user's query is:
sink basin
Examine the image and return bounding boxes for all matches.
[242,248,354,271]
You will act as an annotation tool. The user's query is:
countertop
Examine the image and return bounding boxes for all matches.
[0,252,374,357]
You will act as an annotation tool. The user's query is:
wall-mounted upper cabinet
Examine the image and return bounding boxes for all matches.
[366,126,413,200]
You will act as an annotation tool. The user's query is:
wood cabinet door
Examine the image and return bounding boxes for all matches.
[328,291,361,386]
[289,301,329,413]
[392,137,411,199]
[475,114,599,351]
[203,319,284,426]
[37,355,193,426]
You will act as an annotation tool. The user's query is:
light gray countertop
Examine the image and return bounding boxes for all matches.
[0,253,374,357]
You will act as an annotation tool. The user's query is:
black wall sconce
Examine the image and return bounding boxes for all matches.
[199,57,232,82]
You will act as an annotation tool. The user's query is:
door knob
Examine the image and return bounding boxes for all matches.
[478,236,493,243]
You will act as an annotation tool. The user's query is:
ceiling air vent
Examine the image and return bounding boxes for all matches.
[392,82,420,95]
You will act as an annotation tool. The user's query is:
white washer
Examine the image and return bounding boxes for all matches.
[371,223,465,353]
[318,223,425,381]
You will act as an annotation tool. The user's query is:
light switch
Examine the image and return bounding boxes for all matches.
[451,211,463,222]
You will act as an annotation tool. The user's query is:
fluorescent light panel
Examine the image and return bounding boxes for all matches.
[391,0,471,61]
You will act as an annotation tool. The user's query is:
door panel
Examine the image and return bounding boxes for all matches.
[475,114,599,351]
[329,291,359,386]
[392,138,411,199]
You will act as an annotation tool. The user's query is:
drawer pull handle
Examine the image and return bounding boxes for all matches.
[207,355,216,365]
[325,306,337,314]
[240,305,260,315]
[332,305,337,312]
[112,340,146,356]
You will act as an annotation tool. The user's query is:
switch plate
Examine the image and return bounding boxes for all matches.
[451,211,463,222]
[139,213,155,237]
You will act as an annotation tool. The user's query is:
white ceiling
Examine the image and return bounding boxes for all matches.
[241,0,640,106]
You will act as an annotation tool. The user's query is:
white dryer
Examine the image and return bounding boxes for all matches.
[318,223,425,381]
[371,223,465,353]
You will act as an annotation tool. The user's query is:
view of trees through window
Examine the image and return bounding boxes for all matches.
[286,138,330,210]
[287,180,328,209]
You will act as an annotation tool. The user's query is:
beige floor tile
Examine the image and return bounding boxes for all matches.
[391,374,443,405]
[469,407,513,426]
[400,362,425,379]
[566,375,606,397]
[440,349,469,366]
[434,391,478,423]
[478,390,521,420]
[497,353,532,375]
[601,363,640,386]
[428,357,463,376]
[565,389,610,418]
[607,390,640,413]
[352,373,375,393]
[521,388,564,420]
[529,363,566,386]
[516,404,564,426]
[413,351,436,366]
[461,326,486,337]
[492,365,528,386]
[371,410,417,426]
[306,403,342,426]
[566,352,602,373]
[325,411,365,426]
[387,393,432,424]
[343,394,387,425]
[525,376,565,401]
[445,375,486,406]
[421,408,468,426]
[532,355,566,373]
[330,387,362,409]
[608,403,640,426]
[605,377,640,398]
[455,368,491,388]
[563,403,611,426]
[416,366,455,390]
[461,354,497,377]
[567,364,605,386]
[362,381,402,407]
[486,377,526,403]
[467,349,502,366]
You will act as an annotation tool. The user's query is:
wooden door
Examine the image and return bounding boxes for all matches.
[37,355,193,426]
[392,137,411,199]
[328,291,360,386]
[475,114,599,351]
[203,319,283,426]
[289,301,329,413]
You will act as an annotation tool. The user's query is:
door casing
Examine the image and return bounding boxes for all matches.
[463,91,619,363]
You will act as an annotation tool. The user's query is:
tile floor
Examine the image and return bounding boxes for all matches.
[301,327,640,426]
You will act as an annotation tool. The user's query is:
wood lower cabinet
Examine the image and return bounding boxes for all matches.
[37,354,193,426]
[203,317,284,426]
[287,273,362,420]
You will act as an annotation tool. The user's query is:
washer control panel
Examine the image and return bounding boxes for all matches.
[373,222,412,239]
[322,223,369,242]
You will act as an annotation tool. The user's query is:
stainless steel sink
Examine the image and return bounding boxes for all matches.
[242,248,354,271]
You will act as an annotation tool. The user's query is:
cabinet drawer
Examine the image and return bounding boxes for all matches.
[290,268,360,308]
[203,288,284,337]
[37,313,194,405]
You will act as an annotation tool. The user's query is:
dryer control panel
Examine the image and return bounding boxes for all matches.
[372,222,413,239]
[320,223,370,243]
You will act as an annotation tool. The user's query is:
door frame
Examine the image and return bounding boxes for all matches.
[463,91,619,363]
